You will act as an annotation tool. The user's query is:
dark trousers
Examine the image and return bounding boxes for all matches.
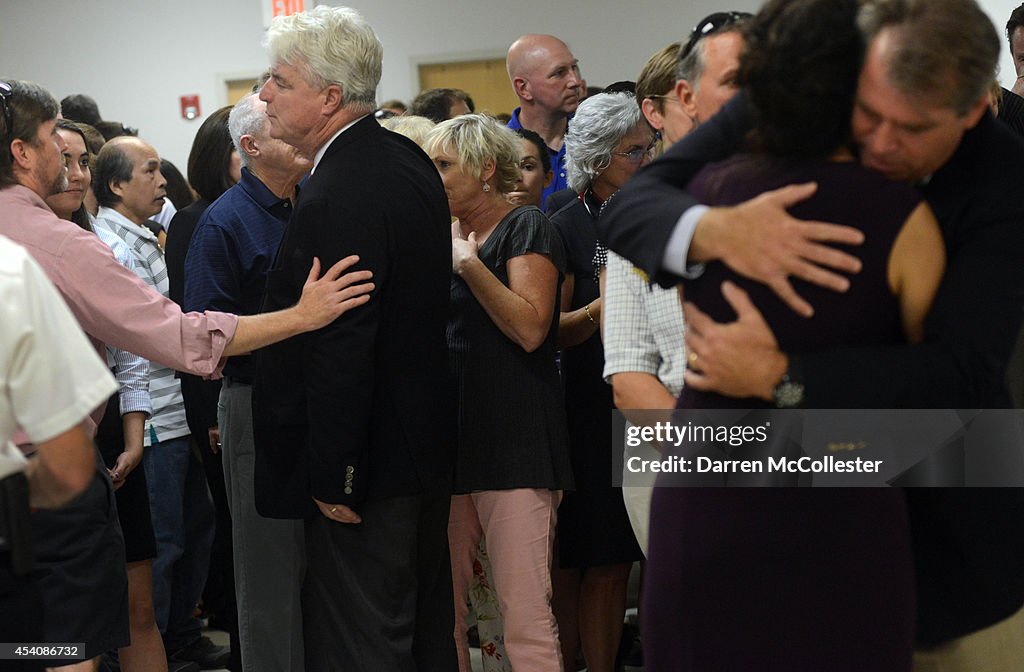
[1,550,44,672]
[302,492,457,672]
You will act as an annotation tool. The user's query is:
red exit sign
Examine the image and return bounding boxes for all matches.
[272,0,304,17]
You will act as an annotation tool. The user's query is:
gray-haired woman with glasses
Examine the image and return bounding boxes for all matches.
[548,91,654,672]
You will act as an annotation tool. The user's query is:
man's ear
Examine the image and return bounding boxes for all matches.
[962,93,990,130]
[7,138,33,171]
[676,79,698,120]
[239,134,259,160]
[109,176,126,199]
[322,84,344,115]
[641,97,665,132]
[513,76,532,102]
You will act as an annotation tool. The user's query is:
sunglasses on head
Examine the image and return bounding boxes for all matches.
[0,81,13,145]
[680,11,753,61]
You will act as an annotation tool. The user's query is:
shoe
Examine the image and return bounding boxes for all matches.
[169,635,230,670]
[167,661,201,672]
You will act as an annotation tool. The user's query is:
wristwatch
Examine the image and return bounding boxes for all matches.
[772,359,805,408]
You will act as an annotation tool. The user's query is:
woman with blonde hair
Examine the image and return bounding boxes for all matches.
[425,114,572,672]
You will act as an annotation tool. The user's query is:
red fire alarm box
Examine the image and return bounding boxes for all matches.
[180,95,200,120]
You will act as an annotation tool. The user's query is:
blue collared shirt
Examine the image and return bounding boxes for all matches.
[184,167,295,383]
[508,107,570,204]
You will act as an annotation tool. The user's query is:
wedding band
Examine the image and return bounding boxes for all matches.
[216,442,222,447]
[688,351,700,367]
[330,506,338,513]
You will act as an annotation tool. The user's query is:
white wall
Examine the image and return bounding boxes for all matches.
[0,0,1018,169]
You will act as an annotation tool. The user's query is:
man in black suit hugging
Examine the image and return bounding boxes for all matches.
[600,0,1024,669]
[253,6,457,670]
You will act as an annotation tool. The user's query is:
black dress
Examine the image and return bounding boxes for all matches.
[448,205,573,493]
[645,157,921,671]
[550,192,643,568]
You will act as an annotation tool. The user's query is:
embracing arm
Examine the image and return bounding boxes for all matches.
[224,256,373,356]
[683,196,1024,409]
[597,92,756,283]
[59,230,372,375]
[599,92,864,316]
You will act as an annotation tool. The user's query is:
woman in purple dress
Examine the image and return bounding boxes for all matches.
[643,1,946,670]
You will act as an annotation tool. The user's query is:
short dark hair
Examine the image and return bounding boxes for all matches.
[454,89,475,113]
[515,127,551,174]
[859,0,999,115]
[186,105,236,203]
[94,120,138,142]
[740,0,863,159]
[60,94,102,126]
[410,88,464,124]
[1,79,60,188]
[93,140,135,208]
[1008,3,1024,47]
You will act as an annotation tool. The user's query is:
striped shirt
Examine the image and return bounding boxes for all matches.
[96,207,188,445]
[93,222,153,418]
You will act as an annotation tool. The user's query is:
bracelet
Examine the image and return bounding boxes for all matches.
[584,302,597,325]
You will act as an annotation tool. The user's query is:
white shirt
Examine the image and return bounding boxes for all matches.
[0,235,116,479]
[311,114,369,174]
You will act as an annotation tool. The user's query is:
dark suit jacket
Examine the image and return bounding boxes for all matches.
[599,93,1024,644]
[252,115,455,519]
[999,87,1024,138]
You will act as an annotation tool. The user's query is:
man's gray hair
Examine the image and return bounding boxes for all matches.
[676,39,707,86]
[675,24,745,89]
[565,92,642,192]
[228,93,266,168]
[858,0,999,115]
[265,5,381,112]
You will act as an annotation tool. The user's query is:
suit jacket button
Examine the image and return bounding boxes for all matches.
[344,487,353,495]
[346,466,355,474]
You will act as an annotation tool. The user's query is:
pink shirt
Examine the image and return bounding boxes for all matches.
[0,185,239,436]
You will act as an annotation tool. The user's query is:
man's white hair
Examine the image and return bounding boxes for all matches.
[228,93,267,168]
[265,5,381,112]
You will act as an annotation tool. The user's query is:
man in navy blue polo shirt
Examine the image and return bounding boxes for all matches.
[183,91,311,672]
[506,34,582,205]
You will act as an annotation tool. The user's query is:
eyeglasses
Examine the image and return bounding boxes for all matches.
[0,81,13,145]
[645,94,681,105]
[613,141,658,164]
[680,11,752,61]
